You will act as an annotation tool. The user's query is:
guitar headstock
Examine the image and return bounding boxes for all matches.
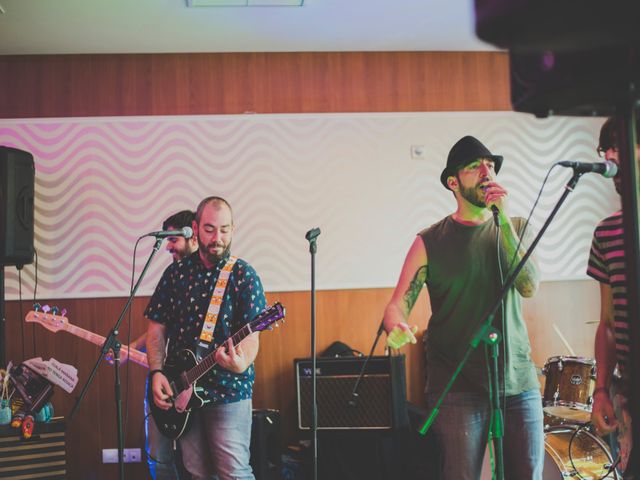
[25,310,69,333]
[250,302,285,332]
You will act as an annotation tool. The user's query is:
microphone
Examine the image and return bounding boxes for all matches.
[305,227,321,241]
[490,205,501,227]
[557,160,618,178]
[145,227,194,239]
[480,184,501,227]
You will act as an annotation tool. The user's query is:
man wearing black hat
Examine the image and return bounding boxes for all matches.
[383,136,543,479]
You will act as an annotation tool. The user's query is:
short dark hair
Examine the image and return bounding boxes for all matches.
[162,210,195,230]
[599,116,640,154]
[195,197,233,224]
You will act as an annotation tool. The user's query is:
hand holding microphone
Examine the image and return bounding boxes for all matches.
[481,181,508,227]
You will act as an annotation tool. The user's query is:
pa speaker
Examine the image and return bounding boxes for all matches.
[509,47,640,117]
[0,146,35,267]
[474,0,638,52]
[295,355,407,430]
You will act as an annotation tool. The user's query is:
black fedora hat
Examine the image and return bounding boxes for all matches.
[440,136,503,189]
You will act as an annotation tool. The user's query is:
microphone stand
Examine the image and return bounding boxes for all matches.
[419,171,585,480]
[305,227,320,480]
[348,318,385,409]
[70,236,164,480]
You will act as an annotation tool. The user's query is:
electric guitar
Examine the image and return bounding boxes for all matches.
[147,302,285,439]
[25,310,149,368]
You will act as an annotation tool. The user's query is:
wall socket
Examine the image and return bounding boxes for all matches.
[102,448,142,463]
[410,145,426,159]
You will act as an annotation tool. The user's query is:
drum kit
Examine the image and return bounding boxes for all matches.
[541,355,620,479]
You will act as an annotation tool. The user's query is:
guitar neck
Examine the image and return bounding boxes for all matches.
[63,323,149,368]
[186,324,252,384]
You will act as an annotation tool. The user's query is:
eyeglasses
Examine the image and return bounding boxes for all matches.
[597,145,618,157]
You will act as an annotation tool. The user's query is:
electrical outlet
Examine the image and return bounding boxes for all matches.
[411,145,426,159]
[102,448,142,463]
[125,448,141,463]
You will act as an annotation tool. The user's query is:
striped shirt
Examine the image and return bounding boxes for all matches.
[587,210,629,380]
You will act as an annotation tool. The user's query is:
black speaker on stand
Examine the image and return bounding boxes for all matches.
[1,146,35,366]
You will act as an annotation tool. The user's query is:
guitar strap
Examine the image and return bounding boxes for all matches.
[195,255,238,361]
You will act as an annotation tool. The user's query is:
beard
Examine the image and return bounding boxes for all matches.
[198,237,231,265]
[458,180,487,208]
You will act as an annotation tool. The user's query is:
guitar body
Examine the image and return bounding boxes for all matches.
[147,349,207,440]
[147,302,285,440]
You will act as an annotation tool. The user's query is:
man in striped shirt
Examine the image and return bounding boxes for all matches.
[587,117,640,470]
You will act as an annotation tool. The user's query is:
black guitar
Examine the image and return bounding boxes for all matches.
[147,302,285,439]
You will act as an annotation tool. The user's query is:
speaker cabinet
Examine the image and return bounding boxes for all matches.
[0,146,35,267]
[295,355,407,430]
[509,47,640,117]
[250,409,281,480]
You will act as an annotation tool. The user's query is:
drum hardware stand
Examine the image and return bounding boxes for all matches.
[420,170,587,480]
[69,236,164,480]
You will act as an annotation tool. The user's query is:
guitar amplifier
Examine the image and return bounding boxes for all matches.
[0,417,66,479]
[295,355,407,430]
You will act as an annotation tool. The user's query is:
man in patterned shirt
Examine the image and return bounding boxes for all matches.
[588,117,640,471]
[146,196,266,480]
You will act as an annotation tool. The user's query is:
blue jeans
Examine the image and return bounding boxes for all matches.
[425,389,544,480]
[179,399,254,480]
[145,379,182,479]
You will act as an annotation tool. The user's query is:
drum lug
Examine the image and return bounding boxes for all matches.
[557,359,563,372]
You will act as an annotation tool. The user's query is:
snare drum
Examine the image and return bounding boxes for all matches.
[542,356,595,423]
[544,425,618,479]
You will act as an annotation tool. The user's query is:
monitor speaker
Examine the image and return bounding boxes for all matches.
[0,146,35,267]
[295,355,407,430]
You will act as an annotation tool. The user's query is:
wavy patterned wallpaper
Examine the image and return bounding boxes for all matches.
[1,112,616,300]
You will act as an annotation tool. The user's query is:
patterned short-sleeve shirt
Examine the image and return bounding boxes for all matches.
[145,251,266,404]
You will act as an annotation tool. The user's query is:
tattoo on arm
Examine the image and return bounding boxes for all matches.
[402,266,427,313]
[147,326,166,370]
[501,221,539,297]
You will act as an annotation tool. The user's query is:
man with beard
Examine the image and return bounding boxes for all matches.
[383,136,543,479]
[587,116,640,475]
[112,210,197,479]
[146,196,266,479]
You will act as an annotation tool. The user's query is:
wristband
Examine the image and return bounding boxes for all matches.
[149,369,163,379]
[593,386,609,397]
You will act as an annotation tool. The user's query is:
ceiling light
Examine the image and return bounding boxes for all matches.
[186,0,303,6]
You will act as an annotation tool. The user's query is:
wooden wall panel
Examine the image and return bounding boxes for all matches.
[0,52,510,118]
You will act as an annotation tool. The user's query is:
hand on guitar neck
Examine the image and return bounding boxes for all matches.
[215,334,259,374]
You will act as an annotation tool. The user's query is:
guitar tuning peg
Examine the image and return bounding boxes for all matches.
[33,303,41,312]
[51,306,59,315]
[61,308,67,317]
[42,305,51,313]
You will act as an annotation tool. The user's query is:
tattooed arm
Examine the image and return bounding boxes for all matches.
[383,236,428,348]
[499,218,539,298]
